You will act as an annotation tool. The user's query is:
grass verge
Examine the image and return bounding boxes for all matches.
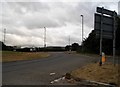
[2,51,50,63]
[71,63,119,86]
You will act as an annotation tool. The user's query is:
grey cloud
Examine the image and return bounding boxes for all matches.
[2,2,118,29]
[1,2,103,29]
[21,2,73,29]
[7,2,50,14]
[6,32,44,47]
[6,26,44,39]
[1,1,118,46]
[23,14,62,29]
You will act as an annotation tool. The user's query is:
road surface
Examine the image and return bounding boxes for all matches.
[2,52,98,85]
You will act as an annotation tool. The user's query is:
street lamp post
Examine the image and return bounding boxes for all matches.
[4,28,6,44]
[69,35,71,52]
[69,35,70,46]
[81,15,84,52]
[44,27,46,48]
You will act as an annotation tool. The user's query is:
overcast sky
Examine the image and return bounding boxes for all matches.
[0,0,119,47]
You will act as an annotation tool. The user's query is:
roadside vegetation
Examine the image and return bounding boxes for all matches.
[2,51,50,63]
[71,63,119,86]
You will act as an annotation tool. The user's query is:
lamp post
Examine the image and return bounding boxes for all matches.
[69,35,71,52]
[69,35,70,46]
[81,15,84,52]
[44,27,46,48]
[4,28,6,44]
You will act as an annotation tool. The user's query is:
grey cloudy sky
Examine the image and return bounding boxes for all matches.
[0,0,119,47]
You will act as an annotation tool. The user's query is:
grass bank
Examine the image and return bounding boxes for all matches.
[2,51,50,63]
[71,63,119,86]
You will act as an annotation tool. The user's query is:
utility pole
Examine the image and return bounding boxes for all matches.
[4,28,6,44]
[81,15,84,51]
[69,35,71,52]
[69,35,70,46]
[44,27,46,48]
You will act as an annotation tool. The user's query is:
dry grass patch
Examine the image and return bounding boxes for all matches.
[2,51,50,62]
[71,63,119,85]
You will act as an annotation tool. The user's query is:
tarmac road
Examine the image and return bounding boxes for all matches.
[2,52,98,85]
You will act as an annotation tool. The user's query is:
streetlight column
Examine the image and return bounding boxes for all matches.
[69,35,70,46]
[81,15,84,44]
[44,27,46,48]
[4,28,6,44]
[81,15,84,52]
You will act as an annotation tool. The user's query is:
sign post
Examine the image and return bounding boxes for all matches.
[94,7,117,66]
[113,11,117,65]
[99,7,103,66]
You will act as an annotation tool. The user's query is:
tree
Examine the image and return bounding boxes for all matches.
[65,45,71,51]
[82,30,99,54]
[0,41,14,51]
[71,43,79,51]
[0,41,7,50]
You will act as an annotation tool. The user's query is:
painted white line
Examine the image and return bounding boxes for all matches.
[50,77,65,84]
[50,72,56,76]
[86,80,116,87]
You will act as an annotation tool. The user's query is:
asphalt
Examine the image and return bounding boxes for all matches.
[2,52,99,85]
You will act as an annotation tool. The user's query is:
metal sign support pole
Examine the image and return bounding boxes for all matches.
[113,11,116,66]
[99,7,103,66]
